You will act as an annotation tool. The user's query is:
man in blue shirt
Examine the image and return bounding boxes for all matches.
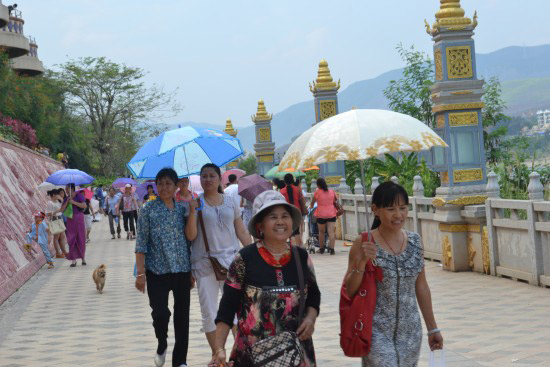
[104,188,122,239]
[135,168,197,367]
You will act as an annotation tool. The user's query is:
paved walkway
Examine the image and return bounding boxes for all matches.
[1,219,550,367]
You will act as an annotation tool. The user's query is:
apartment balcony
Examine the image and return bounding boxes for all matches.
[0,9,30,58]
[11,37,44,76]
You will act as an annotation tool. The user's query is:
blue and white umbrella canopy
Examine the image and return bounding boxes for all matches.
[127,126,244,179]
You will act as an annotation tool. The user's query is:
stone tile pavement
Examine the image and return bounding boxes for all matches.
[1,219,549,367]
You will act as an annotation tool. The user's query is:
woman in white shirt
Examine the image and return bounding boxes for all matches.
[187,163,251,363]
[46,189,67,258]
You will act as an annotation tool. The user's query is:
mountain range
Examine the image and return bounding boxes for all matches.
[172,44,550,152]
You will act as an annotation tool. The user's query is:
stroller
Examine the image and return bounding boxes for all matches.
[306,206,328,254]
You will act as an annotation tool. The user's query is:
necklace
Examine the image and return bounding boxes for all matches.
[378,229,405,256]
[262,241,289,256]
[204,193,222,207]
[258,242,291,267]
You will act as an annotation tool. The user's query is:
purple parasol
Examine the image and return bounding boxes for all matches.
[238,174,273,202]
[112,177,138,188]
[136,181,157,201]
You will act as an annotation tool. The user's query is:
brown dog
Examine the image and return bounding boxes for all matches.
[92,264,106,294]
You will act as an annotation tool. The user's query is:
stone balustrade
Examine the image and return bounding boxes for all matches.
[306,171,550,287]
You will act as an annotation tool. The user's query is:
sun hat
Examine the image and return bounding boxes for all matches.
[248,190,302,239]
[33,211,46,218]
[125,184,132,188]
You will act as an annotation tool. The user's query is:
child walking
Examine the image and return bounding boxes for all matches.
[26,211,54,269]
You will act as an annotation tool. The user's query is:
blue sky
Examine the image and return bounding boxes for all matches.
[19,0,550,128]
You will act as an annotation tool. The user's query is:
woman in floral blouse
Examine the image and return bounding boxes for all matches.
[212,190,321,367]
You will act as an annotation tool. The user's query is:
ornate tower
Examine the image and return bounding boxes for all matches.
[252,99,276,175]
[310,59,344,186]
[426,0,487,198]
[224,118,238,169]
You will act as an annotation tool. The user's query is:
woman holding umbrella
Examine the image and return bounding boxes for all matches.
[59,183,87,267]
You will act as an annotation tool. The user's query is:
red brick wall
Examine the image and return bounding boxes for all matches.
[0,140,63,305]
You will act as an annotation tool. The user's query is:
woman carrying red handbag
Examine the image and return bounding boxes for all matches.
[343,181,443,366]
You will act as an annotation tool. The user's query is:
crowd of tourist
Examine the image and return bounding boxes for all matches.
[27,164,443,367]
[131,164,442,367]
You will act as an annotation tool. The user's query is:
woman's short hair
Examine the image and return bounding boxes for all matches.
[155,168,178,185]
[147,184,154,190]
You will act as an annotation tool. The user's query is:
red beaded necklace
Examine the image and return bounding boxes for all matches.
[257,242,291,267]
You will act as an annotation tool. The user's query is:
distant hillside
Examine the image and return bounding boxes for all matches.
[184,44,550,151]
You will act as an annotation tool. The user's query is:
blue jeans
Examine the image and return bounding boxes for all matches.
[26,234,52,263]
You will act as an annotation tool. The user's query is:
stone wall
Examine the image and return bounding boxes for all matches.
[0,139,63,305]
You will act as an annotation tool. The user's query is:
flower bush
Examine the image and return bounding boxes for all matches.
[0,113,37,147]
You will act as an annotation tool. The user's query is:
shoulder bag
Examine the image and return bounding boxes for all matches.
[339,232,383,357]
[49,217,66,235]
[333,190,344,217]
[197,198,228,281]
[248,246,306,367]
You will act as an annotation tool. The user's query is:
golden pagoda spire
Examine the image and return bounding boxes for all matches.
[224,118,237,137]
[425,0,476,36]
[251,99,273,123]
[309,59,340,93]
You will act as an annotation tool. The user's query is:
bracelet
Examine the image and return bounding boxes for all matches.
[136,273,146,278]
[427,328,441,336]
[215,348,225,355]
[349,268,365,274]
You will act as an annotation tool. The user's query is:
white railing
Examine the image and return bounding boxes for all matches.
[303,171,550,287]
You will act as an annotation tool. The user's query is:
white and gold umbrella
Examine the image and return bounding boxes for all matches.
[279,109,447,171]
[278,109,447,235]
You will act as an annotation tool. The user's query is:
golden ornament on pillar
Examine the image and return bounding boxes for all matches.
[224,118,237,137]
[309,59,340,93]
[252,99,273,123]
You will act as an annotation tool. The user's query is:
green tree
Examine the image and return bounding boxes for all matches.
[383,44,434,127]
[0,53,95,171]
[482,76,510,165]
[238,154,257,175]
[53,57,180,175]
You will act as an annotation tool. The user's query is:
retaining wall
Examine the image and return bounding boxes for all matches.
[0,139,63,305]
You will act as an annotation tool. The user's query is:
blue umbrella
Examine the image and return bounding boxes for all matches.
[127,125,244,179]
[112,177,138,188]
[45,169,95,186]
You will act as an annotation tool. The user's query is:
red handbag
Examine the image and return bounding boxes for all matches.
[339,232,383,357]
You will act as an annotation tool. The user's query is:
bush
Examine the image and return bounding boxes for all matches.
[0,113,37,147]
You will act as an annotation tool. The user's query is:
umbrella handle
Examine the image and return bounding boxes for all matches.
[359,160,371,237]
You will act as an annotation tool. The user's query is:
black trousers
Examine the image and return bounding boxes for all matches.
[146,271,191,367]
[107,212,121,235]
[122,210,138,234]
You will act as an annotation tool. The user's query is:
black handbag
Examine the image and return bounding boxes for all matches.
[248,246,306,367]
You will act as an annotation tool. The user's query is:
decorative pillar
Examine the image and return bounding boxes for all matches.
[309,59,345,186]
[485,171,500,198]
[413,176,425,197]
[224,118,238,169]
[426,0,487,199]
[338,177,350,194]
[252,99,276,176]
[528,172,544,201]
[370,176,380,194]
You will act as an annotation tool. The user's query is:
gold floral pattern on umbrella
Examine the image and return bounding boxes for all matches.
[278,109,447,171]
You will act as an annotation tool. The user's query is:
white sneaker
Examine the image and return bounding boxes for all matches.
[154,349,167,367]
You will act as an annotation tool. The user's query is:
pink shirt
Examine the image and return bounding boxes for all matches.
[313,189,337,219]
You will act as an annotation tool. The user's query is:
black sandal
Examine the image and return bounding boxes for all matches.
[70,263,76,267]
[82,261,87,266]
